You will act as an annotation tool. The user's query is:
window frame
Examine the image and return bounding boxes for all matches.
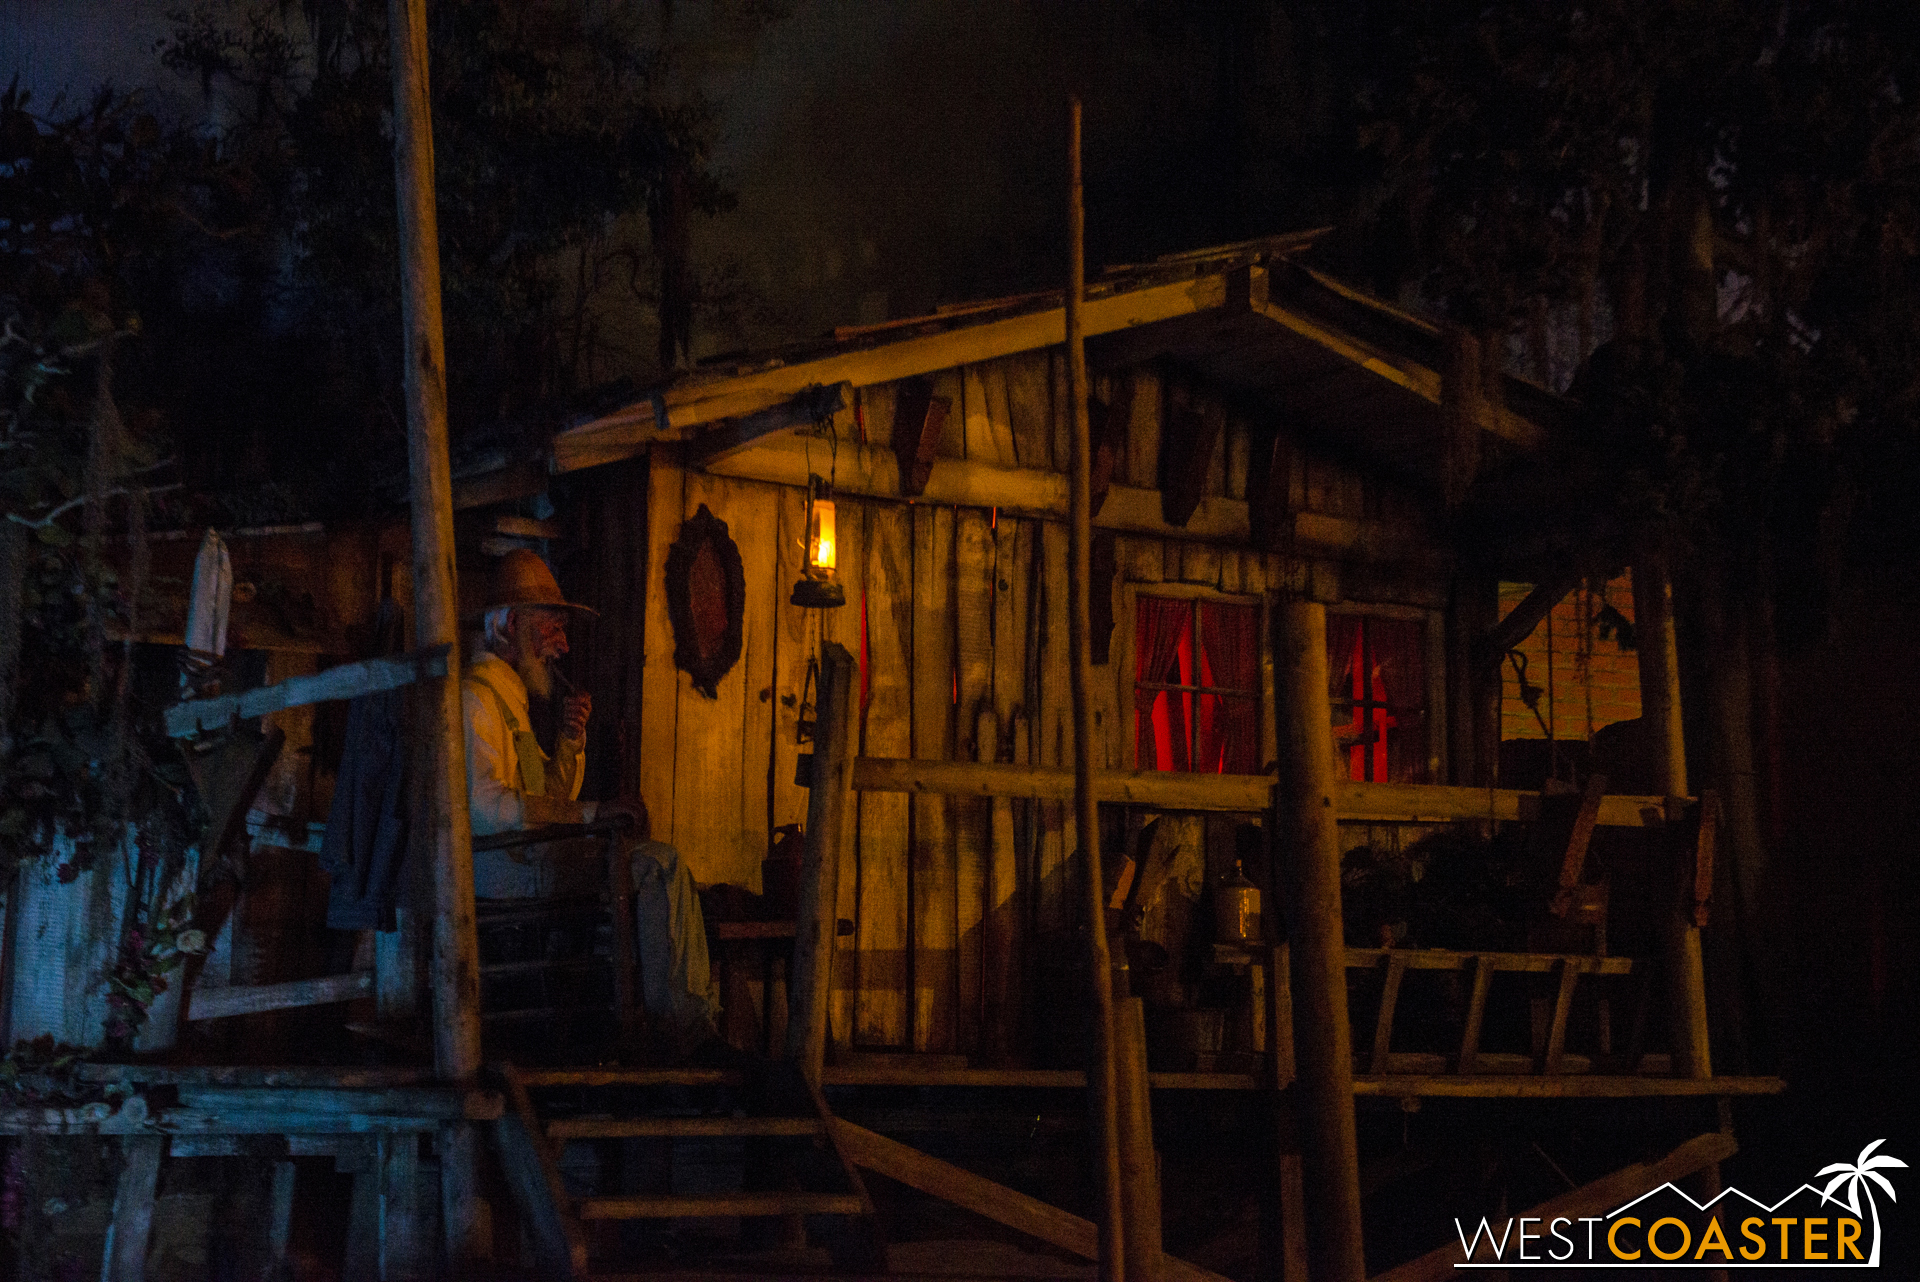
[1116,580,1270,774]
[1325,601,1448,786]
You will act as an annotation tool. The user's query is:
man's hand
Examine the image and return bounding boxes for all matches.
[594,798,649,839]
[560,692,591,743]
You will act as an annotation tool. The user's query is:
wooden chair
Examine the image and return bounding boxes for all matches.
[472,816,641,1064]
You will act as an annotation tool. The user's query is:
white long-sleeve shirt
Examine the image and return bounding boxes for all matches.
[461,650,585,836]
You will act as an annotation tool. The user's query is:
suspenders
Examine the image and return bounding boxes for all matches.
[470,669,549,798]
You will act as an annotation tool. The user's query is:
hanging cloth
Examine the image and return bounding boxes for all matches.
[322,601,411,930]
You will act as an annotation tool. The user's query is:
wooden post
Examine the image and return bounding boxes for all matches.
[1272,598,1366,1282]
[1068,95,1128,1282]
[788,641,855,1082]
[1698,564,1766,1070]
[1114,996,1163,1277]
[1448,576,1500,790]
[388,0,484,1265]
[103,1135,164,1282]
[1631,552,1711,1080]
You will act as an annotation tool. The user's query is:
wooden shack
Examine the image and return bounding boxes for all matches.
[0,232,1788,1281]
[514,232,1592,1065]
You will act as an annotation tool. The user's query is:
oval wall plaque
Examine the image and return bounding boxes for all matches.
[664,504,746,698]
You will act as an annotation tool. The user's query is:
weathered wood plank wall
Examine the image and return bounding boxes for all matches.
[629,350,1444,1061]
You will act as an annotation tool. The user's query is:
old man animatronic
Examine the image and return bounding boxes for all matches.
[463,549,720,1056]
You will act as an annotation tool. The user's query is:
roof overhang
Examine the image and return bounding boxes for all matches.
[547,235,1565,491]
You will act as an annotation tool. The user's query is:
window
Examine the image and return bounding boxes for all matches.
[1133,596,1260,774]
[1328,613,1429,784]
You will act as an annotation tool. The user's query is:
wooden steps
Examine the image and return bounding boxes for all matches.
[547,1115,824,1139]
[494,1063,879,1280]
[513,1067,745,1088]
[579,1192,867,1220]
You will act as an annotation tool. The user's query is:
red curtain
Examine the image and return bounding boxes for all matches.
[1199,602,1259,773]
[1327,613,1364,777]
[1371,616,1428,784]
[1135,597,1191,771]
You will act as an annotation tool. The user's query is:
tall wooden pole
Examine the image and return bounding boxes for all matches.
[1274,597,1366,1282]
[1631,551,1711,1080]
[789,642,855,1083]
[389,0,485,1262]
[1067,96,1127,1282]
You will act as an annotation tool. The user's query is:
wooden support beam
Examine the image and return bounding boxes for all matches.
[1474,572,1581,674]
[493,1066,588,1279]
[1243,292,1546,452]
[1549,773,1609,917]
[1368,1132,1736,1282]
[1274,597,1367,1282]
[1114,996,1164,1271]
[493,514,563,540]
[1691,789,1718,928]
[452,459,546,511]
[1456,956,1494,1075]
[703,433,1443,565]
[550,270,1252,472]
[848,756,1675,825]
[1536,959,1582,1075]
[789,642,856,1082]
[184,971,373,1022]
[1069,99,1128,1282]
[103,1135,163,1282]
[829,1118,1233,1282]
[1262,941,1306,1282]
[266,1160,297,1278]
[164,645,450,737]
[688,381,847,469]
[388,5,484,1267]
[1349,1074,1783,1098]
[1633,551,1711,1081]
[1369,953,1410,1075]
[171,1086,501,1120]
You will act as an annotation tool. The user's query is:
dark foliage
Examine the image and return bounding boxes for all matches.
[1355,0,1920,590]
[152,0,746,496]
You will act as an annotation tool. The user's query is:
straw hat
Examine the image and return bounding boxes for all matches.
[476,549,599,618]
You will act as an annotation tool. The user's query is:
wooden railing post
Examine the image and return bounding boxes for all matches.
[788,641,855,1083]
[1632,553,1711,1080]
[387,0,484,1265]
[1272,596,1366,1282]
[1067,96,1128,1282]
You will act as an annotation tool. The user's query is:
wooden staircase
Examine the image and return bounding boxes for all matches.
[492,1064,881,1277]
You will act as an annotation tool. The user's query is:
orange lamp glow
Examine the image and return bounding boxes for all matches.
[808,498,837,573]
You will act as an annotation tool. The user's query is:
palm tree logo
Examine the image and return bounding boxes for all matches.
[1818,1140,1906,1267]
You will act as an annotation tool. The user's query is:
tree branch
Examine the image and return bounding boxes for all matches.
[6,482,183,530]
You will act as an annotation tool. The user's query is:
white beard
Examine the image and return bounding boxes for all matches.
[514,651,554,702]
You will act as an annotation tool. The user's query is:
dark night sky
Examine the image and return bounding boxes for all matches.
[4,2,1341,358]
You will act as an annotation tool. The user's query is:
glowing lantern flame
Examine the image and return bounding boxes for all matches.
[808,498,837,572]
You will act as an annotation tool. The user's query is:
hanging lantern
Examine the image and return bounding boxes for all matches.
[790,473,846,608]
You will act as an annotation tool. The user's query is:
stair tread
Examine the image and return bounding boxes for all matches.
[547,1115,822,1139]
[512,1067,745,1088]
[578,1192,865,1219]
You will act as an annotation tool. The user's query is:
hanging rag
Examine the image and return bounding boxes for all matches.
[322,601,411,930]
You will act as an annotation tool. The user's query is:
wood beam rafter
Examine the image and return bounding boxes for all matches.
[685,382,848,471]
[1474,570,1582,675]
